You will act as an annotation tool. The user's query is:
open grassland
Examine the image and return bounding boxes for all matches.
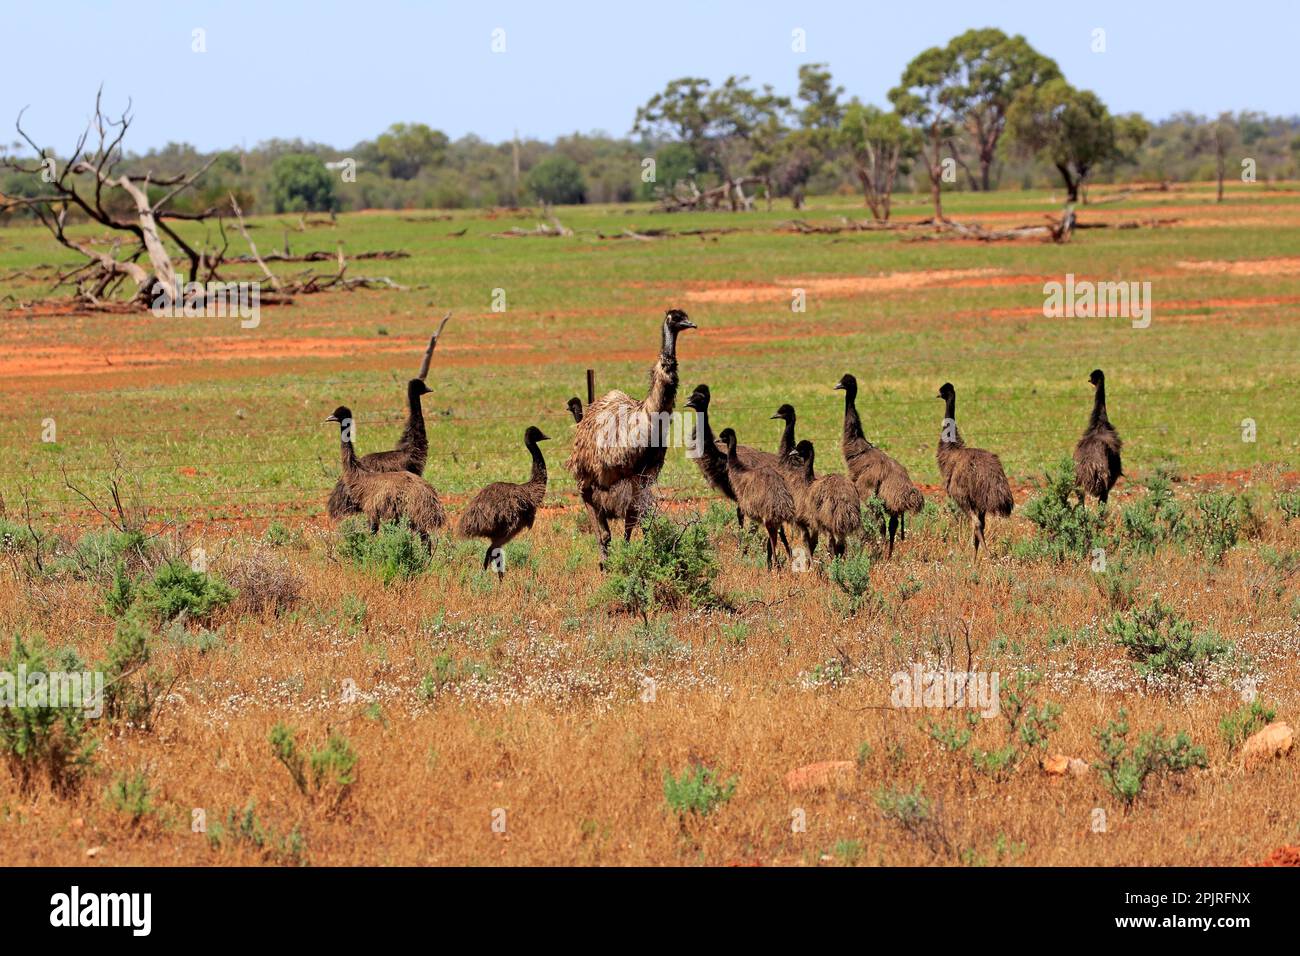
[0,183,1298,866]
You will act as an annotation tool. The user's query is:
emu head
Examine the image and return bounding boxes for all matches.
[684,384,711,412]
[408,378,433,398]
[794,439,815,467]
[834,373,857,395]
[524,426,551,445]
[717,427,737,451]
[662,308,696,354]
[1089,369,1105,387]
[771,403,796,422]
[565,397,584,423]
[664,308,695,332]
[937,382,956,402]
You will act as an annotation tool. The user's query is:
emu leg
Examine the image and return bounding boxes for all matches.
[582,490,613,569]
[765,525,779,571]
[887,513,899,559]
[777,525,793,561]
[974,512,987,558]
[899,513,906,541]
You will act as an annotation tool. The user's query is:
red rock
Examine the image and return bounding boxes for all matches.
[1241,721,1294,770]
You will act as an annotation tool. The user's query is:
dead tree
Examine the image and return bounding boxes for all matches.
[0,91,221,307]
[1,91,405,310]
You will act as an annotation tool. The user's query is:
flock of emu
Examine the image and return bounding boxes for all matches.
[323,309,1123,576]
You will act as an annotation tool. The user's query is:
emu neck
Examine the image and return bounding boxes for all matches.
[778,417,797,458]
[660,323,678,361]
[646,327,680,415]
[339,430,359,475]
[1089,382,1109,428]
[725,440,740,470]
[801,453,815,483]
[940,394,962,446]
[692,407,723,464]
[843,389,865,442]
[401,384,427,447]
[527,441,547,485]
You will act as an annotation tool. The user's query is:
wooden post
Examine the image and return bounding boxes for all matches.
[586,369,595,405]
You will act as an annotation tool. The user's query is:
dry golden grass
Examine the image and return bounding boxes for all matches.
[1,474,1297,866]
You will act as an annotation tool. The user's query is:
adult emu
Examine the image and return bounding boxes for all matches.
[567,309,695,565]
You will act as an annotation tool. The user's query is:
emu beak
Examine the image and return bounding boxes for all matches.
[833,382,844,391]
[324,415,340,423]
[538,433,551,442]
[770,413,782,420]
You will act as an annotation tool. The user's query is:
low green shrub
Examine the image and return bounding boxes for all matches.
[0,635,98,795]
[1107,599,1234,682]
[1219,698,1276,754]
[336,516,430,583]
[1018,457,1107,561]
[599,514,721,617]
[105,770,156,825]
[135,560,235,623]
[1093,709,1206,806]
[828,551,878,615]
[663,764,736,818]
[1120,469,1187,555]
[270,723,359,815]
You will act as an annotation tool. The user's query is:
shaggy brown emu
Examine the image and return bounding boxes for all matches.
[326,319,449,519]
[1074,369,1123,504]
[935,383,1013,558]
[325,406,446,542]
[719,427,794,570]
[790,440,862,560]
[458,426,550,578]
[567,309,695,564]
[835,373,922,556]
[565,396,653,546]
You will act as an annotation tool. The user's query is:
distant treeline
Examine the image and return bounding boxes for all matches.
[4,29,1298,220]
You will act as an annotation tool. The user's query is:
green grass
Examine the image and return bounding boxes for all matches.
[2,184,1297,526]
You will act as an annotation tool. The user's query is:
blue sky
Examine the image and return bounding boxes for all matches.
[4,0,1295,154]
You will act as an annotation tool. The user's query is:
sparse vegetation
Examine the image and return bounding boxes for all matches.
[1106,599,1235,683]
[1093,709,1207,807]
[663,764,737,818]
[599,514,721,617]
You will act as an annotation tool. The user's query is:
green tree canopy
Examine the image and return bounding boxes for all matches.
[944,28,1060,190]
[1007,79,1142,202]
[370,123,449,180]
[269,153,338,213]
[838,101,919,220]
[525,154,586,205]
